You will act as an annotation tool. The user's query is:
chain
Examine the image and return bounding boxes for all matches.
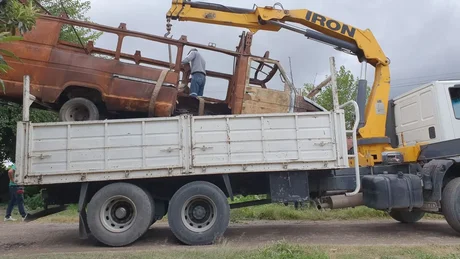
[165,18,173,70]
[165,18,172,38]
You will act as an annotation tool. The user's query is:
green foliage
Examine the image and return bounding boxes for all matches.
[0,0,38,91]
[0,32,23,92]
[231,204,392,222]
[0,0,38,35]
[24,189,44,210]
[230,194,267,203]
[304,66,370,129]
[37,0,102,45]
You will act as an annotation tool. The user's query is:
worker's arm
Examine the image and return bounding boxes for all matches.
[8,169,14,182]
[181,51,196,64]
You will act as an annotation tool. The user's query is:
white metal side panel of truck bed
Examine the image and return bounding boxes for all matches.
[15,112,348,185]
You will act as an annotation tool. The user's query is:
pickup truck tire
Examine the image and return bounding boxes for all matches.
[389,210,425,223]
[59,97,99,122]
[87,182,154,247]
[442,177,460,233]
[168,181,230,245]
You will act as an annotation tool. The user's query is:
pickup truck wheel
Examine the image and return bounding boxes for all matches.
[168,181,230,245]
[87,183,154,247]
[59,97,99,122]
[389,210,425,223]
[442,177,460,233]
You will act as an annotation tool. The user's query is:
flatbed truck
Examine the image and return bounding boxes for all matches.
[12,75,460,247]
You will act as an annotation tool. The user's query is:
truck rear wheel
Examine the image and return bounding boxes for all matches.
[442,177,460,233]
[168,181,230,245]
[59,97,99,122]
[87,182,154,247]
[389,210,425,223]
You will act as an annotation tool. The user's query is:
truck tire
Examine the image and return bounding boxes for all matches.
[389,210,425,223]
[59,97,99,122]
[87,182,154,247]
[168,181,230,245]
[442,177,460,233]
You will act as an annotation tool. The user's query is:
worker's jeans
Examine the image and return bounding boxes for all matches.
[5,186,26,218]
[190,72,206,97]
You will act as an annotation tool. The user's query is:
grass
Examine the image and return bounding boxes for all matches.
[230,204,444,222]
[1,242,460,259]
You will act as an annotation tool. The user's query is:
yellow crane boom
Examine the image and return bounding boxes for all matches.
[167,1,419,165]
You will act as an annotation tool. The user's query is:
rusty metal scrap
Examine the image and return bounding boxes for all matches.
[0,14,322,120]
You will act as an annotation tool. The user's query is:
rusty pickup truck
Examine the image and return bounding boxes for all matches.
[0,14,323,121]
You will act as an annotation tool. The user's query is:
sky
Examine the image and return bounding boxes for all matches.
[85,0,460,100]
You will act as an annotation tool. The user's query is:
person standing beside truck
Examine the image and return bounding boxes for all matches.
[4,164,28,222]
[181,48,206,97]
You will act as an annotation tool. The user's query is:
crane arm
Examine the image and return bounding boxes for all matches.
[167,1,392,156]
[167,1,389,66]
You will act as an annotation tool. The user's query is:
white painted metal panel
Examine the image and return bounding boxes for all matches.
[16,111,348,186]
[394,83,439,146]
[393,80,460,146]
[26,117,183,176]
[191,113,339,166]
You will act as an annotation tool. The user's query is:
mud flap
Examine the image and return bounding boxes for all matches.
[269,172,309,203]
[421,159,455,202]
[78,183,90,239]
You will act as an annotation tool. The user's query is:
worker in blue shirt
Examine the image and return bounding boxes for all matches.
[4,163,28,222]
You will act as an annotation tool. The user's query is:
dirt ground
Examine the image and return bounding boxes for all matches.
[0,219,459,256]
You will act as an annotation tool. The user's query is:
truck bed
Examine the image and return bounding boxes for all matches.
[15,111,349,186]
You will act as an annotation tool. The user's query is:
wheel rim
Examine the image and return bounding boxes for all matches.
[65,103,90,121]
[181,195,217,233]
[100,195,137,233]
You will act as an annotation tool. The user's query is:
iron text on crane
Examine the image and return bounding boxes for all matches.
[305,11,356,38]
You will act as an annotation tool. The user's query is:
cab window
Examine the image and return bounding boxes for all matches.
[449,87,460,119]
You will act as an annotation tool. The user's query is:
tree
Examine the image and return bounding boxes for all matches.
[0,0,38,35]
[37,0,102,45]
[0,0,38,91]
[304,65,370,129]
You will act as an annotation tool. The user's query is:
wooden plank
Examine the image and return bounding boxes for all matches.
[242,86,290,114]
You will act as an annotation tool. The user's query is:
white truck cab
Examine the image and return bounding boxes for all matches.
[393,80,460,147]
